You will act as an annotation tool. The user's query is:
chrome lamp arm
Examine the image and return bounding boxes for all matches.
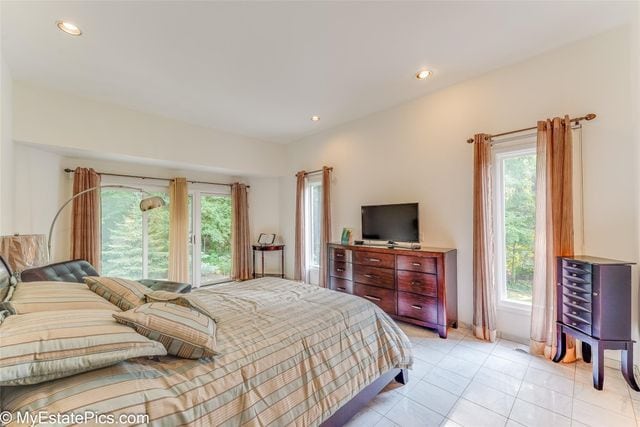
[47,184,165,261]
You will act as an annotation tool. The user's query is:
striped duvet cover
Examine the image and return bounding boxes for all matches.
[1,277,412,426]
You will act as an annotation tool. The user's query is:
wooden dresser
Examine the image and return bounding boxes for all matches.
[327,243,457,338]
[553,256,639,391]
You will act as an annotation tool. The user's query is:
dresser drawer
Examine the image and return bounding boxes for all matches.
[353,251,395,269]
[398,292,437,324]
[397,255,437,274]
[330,247,351,262]
[563,301,592,323]
[354,284,396,314]
[330,260,352,279]
[562,284,592,304]
[354,265,395,289]
[562,277,592,293]
[563,313,591,335]
[397,271,437,296]
[330,277,353,294]
[562,268,591,285]
[562,259,592,274]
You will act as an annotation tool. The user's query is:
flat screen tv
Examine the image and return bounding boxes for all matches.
[361,203,419,243]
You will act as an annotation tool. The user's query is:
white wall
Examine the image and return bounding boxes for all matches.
[280,26,638,343]
[0,56,14,234]
[12,82,286,177]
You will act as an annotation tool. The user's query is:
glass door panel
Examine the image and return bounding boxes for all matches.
[199,194,232,285]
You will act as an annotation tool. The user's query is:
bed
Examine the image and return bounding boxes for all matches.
[0,275,412,426]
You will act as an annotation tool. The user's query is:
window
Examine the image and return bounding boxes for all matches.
[305,176,322,283]
[494,138,537,308]
[101,185,232,287]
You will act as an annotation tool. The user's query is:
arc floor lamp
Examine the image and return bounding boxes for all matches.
[47,185,166,260]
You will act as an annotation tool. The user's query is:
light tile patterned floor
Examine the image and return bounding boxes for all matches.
[346,322,640,427]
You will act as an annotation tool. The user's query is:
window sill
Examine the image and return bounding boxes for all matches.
[497,300,532,315]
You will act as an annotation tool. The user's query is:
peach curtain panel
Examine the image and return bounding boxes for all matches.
[168,178,189,283]
[231,183,252,281]
[318,167,332,288]
[293,171,306,282]
[71,168,101,271]
[530,116,576,361]
[472,134,497,342]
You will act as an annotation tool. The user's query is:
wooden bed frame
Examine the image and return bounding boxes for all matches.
[320,368,408,427]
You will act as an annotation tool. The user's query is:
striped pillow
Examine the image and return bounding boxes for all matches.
[85,277,150,311]
[0,310,167,386]
[3,281,120,314]
[113,302,216,359]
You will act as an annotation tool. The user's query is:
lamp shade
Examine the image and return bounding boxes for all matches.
[140,196,166,212]
[0,234,48,272]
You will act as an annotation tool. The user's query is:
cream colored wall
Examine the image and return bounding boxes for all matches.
[281,26,638,342]
[0,57,14,234]
[12,82,286,177]
[13,144,66,259]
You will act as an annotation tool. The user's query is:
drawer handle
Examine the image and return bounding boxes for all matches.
[572,273,577,277]
[336,253,344,258]
[364,295,381,302]
[572,264,577,268]
[593,292,598,297]
[410,281,421,286]
[336,268,345,272]
[337,287,346,291]
[572,291,577,295]
[364,274,378,279]
[411,262,421,266]
[411,305,422,310]
[572,322,577,326]
[367,258,381,263]
[572,311,577,315]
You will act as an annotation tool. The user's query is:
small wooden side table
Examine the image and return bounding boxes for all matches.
[252,244,285,279]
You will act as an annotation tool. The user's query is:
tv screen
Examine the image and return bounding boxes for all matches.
[361,203,419,242]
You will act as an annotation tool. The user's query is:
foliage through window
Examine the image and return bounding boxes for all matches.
[494,143,536,306]
[306,180,322,269]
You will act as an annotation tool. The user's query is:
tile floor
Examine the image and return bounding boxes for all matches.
[346,322,640,427]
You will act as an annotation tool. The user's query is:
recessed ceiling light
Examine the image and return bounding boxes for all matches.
[311,115,320,122]
[57,20,82,36]
[415,70,432,80]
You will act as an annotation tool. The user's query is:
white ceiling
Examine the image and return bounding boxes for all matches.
[1,1,636,143]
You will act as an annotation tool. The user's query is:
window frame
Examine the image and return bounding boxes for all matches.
[304,175,322,282]
[492,134,537,313]
[191,188,232,287]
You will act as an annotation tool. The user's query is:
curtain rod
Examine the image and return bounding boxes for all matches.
[295,167,334,177]
[63,168,250,188]
[466,113,596,144]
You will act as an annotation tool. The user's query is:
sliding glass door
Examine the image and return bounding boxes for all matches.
[191,192,232,286]
[102,186,232,287]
